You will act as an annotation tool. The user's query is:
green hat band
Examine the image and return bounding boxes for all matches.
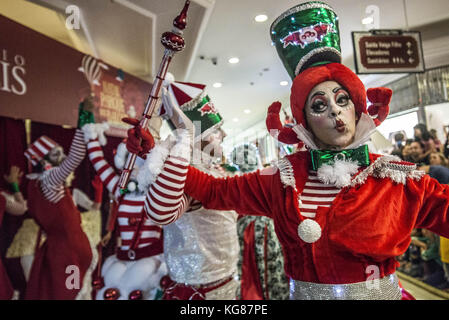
[270,1,341,79]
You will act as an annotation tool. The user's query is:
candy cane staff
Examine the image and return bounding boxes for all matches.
[0,166,28,299]
[80,115,167,300]
[124,1,449,300]
[124,75,240,300]
[23,102,94,300]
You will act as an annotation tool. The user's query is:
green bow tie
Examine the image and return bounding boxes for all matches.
[310,145,370,171]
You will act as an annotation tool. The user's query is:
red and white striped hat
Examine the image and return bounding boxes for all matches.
[24,136,59,166]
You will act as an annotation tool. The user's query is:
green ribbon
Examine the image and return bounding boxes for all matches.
[77,102,95,129]
[310,145,370,171]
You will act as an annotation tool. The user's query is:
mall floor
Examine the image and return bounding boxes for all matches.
[399,273,449,300]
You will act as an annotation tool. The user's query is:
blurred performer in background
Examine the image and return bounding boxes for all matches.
[23,102,93,300]
[230,144,289,300]
[0,166,28,299]
[80,109,167,300]
[126,76,240,300]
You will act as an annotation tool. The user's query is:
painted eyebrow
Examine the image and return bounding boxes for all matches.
[310,91,325,99]
[332,87,346,93]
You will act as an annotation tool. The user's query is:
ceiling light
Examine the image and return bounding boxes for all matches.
[255,14,268,22]
[280,81,289,86]
[213,82,222,88]
[233,118,239,122]
[228,57,239,64]
[244,109,251,114]
[362,16,374,25]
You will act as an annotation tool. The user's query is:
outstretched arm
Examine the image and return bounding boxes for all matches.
[42,129,86,189]
[137,132,275,225]
[2,166,27,215]
[415,175,449,238]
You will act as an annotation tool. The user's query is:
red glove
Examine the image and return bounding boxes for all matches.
[91,175,103,204]
[367,87,392,127]
[122,118,155,158]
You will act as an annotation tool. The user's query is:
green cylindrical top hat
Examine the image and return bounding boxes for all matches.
[270,1,341,79]
[161,79,224,139]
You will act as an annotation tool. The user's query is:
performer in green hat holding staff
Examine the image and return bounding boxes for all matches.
[124,1,449,300]
[129,74,240,300]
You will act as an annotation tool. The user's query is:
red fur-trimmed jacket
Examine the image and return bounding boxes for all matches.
[145,150,449,285]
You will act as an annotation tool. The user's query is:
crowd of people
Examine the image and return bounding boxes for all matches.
[391,124,449,291]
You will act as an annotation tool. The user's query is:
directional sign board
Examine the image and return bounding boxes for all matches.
[352,30,425,74]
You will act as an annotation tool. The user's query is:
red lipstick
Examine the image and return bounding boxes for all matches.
[335,119,346,133]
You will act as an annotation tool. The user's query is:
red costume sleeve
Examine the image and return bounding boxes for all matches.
[184,166,276,217]
[415,175,449,237]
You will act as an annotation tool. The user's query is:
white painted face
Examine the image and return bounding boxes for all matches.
[47,146,66,166]
[304,81,357,150]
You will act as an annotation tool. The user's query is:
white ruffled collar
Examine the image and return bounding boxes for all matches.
[292,113,377,151]
[290,113,377,188]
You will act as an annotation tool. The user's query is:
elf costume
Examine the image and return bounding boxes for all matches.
[135,78,240,300]
[23,120,93,299]
[126,1,449,300]
[80,117,167,300]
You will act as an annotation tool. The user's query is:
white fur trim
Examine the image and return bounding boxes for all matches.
[136,137,174,192]
[169,129,192,159]
[114,143,128,170]
[81,122,110,146]
[137,130,191,192]
[297,219,322,243]
[317,159,360,188]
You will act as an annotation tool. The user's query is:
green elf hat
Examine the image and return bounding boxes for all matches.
[270,1,341,79]
[161,74,224,139]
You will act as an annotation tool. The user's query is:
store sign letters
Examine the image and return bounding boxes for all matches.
[0,49,27,96]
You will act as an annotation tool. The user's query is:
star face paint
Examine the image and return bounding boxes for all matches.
[304,81,357,150]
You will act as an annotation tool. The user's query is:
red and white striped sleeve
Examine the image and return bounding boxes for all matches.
[43,129,86,189]
[144,155,191,225]
[86,139,119,196]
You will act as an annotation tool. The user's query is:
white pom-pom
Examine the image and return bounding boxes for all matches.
[163,72,175,87]
[127,181,136,192]
[136,137,173,191]
[317,159,359,188]
[297,219,322,243]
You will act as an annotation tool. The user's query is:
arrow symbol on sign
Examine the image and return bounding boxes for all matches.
[407,42,412,48]
[407,49,413,55]
[409,57,415,64]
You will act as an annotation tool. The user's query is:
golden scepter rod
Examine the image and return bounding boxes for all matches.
[118,0,191,193]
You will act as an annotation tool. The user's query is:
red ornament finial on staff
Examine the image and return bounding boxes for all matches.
[118,0,191,194]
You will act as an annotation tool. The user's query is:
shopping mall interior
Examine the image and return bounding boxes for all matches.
[0,0,449,302]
